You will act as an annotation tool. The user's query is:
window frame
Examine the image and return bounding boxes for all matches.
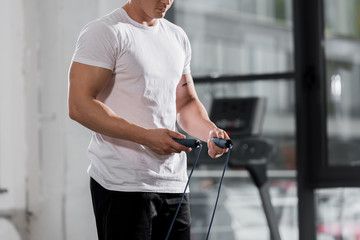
[294,0,360,189]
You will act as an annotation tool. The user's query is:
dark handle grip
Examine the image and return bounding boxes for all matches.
[172,138,201,148]
[211,138,233,148]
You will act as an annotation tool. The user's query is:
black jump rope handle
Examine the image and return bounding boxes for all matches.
[172,138,201,148]
[173,138,232,149]
[211,138,233,148]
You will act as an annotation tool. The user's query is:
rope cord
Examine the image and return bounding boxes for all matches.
[165,143,232,240]
[165,144,203,240]
[205,144,232,240]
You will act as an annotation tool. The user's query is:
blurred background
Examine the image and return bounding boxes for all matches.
[1,0,360,239]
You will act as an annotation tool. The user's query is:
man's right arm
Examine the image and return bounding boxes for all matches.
[68,62,190,155]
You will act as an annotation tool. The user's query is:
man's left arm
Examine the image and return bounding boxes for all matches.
[176,74,230,158]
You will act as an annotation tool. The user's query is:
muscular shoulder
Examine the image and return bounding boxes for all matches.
[81,9,124,38]
[80,21,115,41]
[73,9,129,70]
[77,9,131,52]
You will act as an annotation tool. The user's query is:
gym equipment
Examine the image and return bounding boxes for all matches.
[229,138,281,240]
[210,97,282,240]
[167,97,282,240]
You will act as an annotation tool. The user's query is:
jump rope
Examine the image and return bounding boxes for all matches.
[165,137,233,240]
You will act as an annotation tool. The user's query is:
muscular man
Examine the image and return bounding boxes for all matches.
[68,0,229,239]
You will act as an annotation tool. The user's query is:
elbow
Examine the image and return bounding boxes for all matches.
[68,101,81,122]
[68,106,78,121]
[68,108,77,121]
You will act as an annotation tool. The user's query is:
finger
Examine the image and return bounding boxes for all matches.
[168,146,182,154]
[216,129,225,139]
[169,138,191,153]
[168,130,186,140]
[160,144,183,155]
[208,147,223,159]
[172,143,191,153]
[208,141,226,157]
[223,130,230,139]
[209,129,218,138]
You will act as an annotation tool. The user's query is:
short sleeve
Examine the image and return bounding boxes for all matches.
[72,21,118,70]
[182,31,192,75]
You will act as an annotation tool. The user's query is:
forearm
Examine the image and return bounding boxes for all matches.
[69,96,149,145]
[176,98,217,142]
[69,97,192,155]
[176,74,229,158]
[177,99,230,158]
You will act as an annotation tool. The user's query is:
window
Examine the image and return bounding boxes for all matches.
[174,0,294,77]
[324,0,360,167]
[172,1,297,238]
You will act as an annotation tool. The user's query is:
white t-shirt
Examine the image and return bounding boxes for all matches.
[72,8,192,193]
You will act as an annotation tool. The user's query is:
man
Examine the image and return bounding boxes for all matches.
[68,0,229,239]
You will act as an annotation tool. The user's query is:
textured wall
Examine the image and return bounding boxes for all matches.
[0,1,127,240]
[0,0,26,214]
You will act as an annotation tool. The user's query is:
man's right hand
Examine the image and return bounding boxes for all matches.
[142,128,191,155]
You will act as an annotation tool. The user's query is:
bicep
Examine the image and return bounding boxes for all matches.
[69,62,113,99]
[68,62,113,119]
[176,74,199,112]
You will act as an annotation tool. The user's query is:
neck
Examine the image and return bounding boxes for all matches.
[122,2,158,27]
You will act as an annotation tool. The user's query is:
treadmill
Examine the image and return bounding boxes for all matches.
[209,97,282,240]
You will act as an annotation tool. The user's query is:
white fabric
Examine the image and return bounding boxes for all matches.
[72,8,192,193]
[0,218,21,240]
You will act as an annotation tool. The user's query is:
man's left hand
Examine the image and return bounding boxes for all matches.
[207,128,230,159]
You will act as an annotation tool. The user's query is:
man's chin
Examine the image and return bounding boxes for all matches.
[155,13,166,19]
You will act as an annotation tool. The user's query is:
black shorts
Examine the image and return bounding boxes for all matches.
[90,178,191,240]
